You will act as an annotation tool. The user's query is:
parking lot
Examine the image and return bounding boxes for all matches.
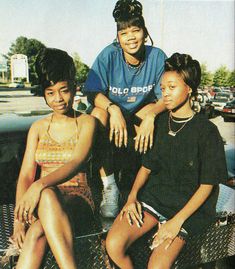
[0,88,234,147]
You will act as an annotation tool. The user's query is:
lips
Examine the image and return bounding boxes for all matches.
[127,43,138,49]
[163,99,172,105]
[54,104,66,110]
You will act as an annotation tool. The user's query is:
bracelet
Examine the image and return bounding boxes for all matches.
[106,102,114,112]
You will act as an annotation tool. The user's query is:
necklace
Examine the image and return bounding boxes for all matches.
[168,112,195,136]
[170,112,195,123]
[126,60,144,76]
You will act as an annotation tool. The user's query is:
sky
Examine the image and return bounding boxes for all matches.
[0,0,234,72]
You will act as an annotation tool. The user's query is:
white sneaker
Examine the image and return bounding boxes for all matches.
[100,184,119,218]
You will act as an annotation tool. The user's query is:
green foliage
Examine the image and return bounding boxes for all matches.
[200,63,213,87]
[227,71,235,86]
[213,65,230,87]
[72,52,90,83]
[6,36,46,85]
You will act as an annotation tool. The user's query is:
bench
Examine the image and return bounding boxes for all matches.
[0,184,234,269]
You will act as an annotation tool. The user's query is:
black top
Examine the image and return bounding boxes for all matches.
[140,112,228,235]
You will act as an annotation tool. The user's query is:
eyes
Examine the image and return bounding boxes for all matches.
[119,27,141,36]
[161,85,176,91]
[45,88,70,97]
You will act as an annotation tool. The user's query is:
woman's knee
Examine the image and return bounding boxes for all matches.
[39,187,59,208]
[106,230,128,258]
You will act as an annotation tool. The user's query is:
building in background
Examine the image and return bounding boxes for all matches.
[0,54,8,83]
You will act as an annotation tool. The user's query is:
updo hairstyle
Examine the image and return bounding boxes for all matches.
[113,0,153,44]
[165,53,201,97]
[35,48,76,95]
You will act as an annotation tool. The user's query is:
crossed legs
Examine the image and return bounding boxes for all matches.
[106,211,185,269]
[16,188,77,269]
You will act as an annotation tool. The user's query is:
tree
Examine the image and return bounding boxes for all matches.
[72,52,90,84]
[6,36,46,85]
[227,71,235,87]
[200,63,213,88]
[213,65,230,87]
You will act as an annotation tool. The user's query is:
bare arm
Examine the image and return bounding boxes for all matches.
[127,166,151,201]
[15,125,38,206]
[173,184,213,225]
[120,166,151,226]
[135,98,166,153]
[13,122,39,247]
[94,93,128,147]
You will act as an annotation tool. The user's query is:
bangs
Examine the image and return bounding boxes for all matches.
[117,16,145,31]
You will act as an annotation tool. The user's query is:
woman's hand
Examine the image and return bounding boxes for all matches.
[11,220,26,249]
[120,199,143,228]
[109,105,128,147]
[14,181,43,224]
[151,218,183,250]
[135,113,155,154]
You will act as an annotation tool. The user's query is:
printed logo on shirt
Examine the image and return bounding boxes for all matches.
[127,96,136,103]
[109,84,155,96]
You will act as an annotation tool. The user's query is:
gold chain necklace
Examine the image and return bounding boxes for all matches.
[168,112,195,136]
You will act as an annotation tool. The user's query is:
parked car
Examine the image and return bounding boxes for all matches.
[208,92,232,113]
[8,82,24,88]
[221,99,235,122]
[0,113,44,204]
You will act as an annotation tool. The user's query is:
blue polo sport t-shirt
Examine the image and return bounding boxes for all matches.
[84,42,167,114]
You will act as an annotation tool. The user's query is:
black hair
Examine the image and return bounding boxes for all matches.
[35,48,76,95]
[165,53,201,97]
[113,0,153,45]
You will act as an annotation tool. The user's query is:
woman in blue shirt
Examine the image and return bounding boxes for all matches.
[85,0,167,218]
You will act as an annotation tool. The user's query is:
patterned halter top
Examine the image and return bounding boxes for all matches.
[35,114,94,210]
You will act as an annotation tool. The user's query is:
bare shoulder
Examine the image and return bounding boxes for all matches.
[30,114,52,135]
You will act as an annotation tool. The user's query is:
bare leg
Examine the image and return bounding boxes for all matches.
[16,220,47,269]
[148,236,185,269]
[37,188,77,269]
[106,211,158,269]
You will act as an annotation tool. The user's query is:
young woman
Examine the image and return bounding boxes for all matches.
[106,53,227,269]
[11,48,96,269]
[84,0,167,218]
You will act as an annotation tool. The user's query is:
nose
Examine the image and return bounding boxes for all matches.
[127,32,136,40]
[162,88,170,97]
[54,91,63,102]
